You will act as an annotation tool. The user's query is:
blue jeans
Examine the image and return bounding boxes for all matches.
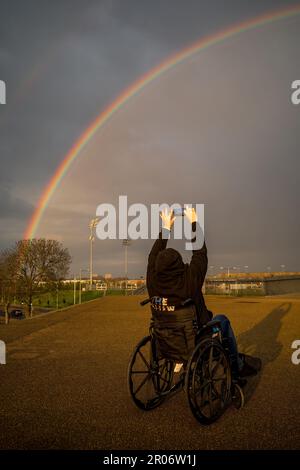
[213,314,243,378]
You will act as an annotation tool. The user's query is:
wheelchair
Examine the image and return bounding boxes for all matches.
[127,297,245,425]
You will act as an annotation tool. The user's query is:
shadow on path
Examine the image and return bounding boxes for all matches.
[237,302,292,403]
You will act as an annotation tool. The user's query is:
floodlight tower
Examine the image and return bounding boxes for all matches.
[89,217,100,290]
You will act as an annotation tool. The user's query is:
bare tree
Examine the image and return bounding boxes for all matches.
[1,239,71,318]
[0,256,13,325]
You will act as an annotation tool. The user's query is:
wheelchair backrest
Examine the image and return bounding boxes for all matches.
[150,302,198,362]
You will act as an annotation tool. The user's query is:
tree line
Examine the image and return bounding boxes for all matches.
[0,239,71,324]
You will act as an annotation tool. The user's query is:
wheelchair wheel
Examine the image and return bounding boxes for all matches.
[127,335,174,410]
[185,338,231,425]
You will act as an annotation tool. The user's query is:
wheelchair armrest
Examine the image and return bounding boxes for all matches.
[198,319,222,339]
[205,319,222,329]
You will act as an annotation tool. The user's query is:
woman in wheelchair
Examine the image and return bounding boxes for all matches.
[147,207,259,381]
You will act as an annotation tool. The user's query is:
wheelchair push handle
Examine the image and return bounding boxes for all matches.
[181,298,194,307]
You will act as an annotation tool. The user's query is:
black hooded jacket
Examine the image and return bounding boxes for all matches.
[146,226,212,326]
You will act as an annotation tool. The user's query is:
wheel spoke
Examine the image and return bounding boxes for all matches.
[159,375,169,384]
[211,381,221,400]
[159,363,167,375]
[194,380,210,397]
[138,350,150,369]
[211,354,223,374]
[198,357,208,381]
[134,372,151,395]
[208,347,213,377]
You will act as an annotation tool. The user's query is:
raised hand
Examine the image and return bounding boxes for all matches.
[160,207,176,231]
[184,206,198,224]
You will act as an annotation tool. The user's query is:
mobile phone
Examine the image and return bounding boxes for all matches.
[173,207,185,216]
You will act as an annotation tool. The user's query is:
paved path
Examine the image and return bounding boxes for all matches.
[0,295,299,449]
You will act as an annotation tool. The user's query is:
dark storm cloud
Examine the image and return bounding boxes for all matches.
[0,184,32,218]
[1,0,297,182]
[0,184,33,249]
[0,0,299,272]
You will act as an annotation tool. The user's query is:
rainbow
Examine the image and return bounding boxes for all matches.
[24,4,300,239]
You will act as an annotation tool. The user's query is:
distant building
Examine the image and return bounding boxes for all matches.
[104,273,112,280]
[263,276,300,295]
[205,275,300,295]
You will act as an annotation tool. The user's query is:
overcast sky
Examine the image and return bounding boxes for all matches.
[0,0,300,277]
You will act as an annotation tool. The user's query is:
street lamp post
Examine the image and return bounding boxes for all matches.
[73,274,76,305]
[79,268,89,304]
[220,266,231,277]
[56,281,59,310]
[122,239,131,292]
[79,269,82,304]
[89,217,100,291]
[220,266,230,277]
